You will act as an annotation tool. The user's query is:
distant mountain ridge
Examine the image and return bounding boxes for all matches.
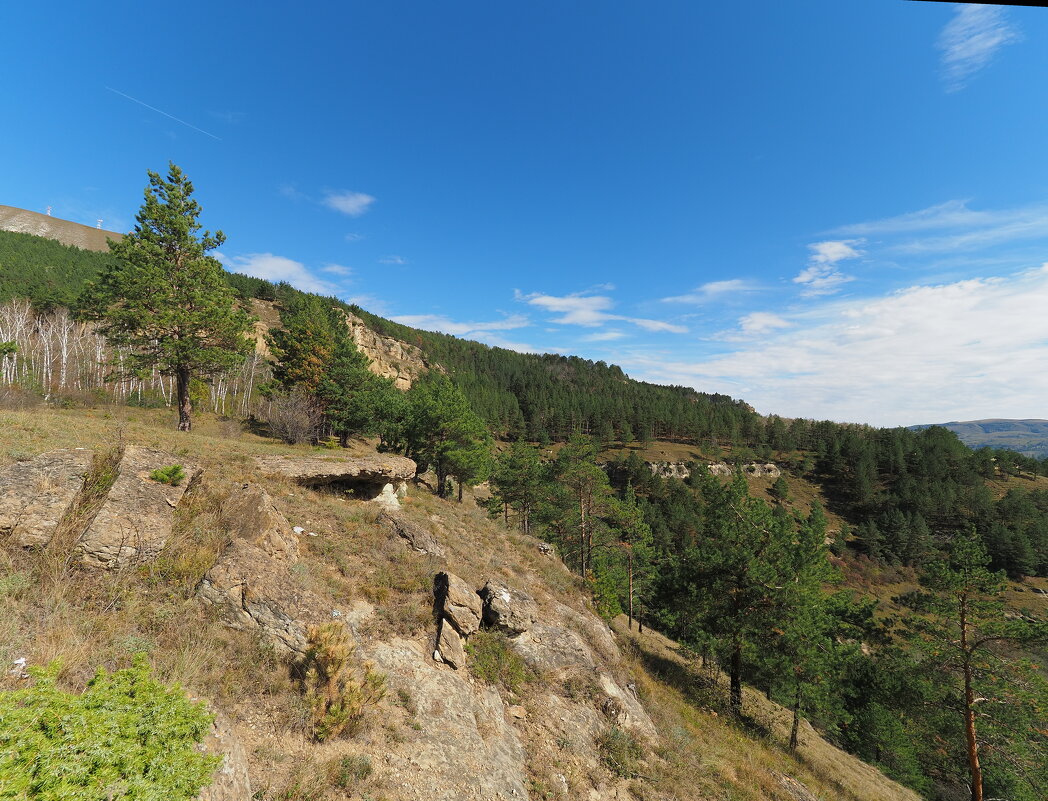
[909,418,1048,457]
[0,205,122,251]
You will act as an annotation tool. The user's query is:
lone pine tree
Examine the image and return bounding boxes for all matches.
[86,163,252,430]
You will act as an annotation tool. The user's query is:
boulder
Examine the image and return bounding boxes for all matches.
[478,580,537,636]
[378,510,446,557]
[647,461,691,480]
[434,571,482,636]
[0,449,92,547]
[77,446,199,568]
[254,454,416,502]
[509,624,596,673]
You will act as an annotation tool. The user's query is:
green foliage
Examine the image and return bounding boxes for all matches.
[465,630,532,694]
[596,727,643,778]
[0,230,118,309]
[81,163,253,431]
[328,754,373,788]
[301,623,386,742]
[0,655,219,800]
[148,464,186,486]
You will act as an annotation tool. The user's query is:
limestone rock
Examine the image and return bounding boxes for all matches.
[366,638,530,800]
[434,571,482,636]
[478,580,537,636]
[597,674,657,740]
[343,311,440,390]
[377,510,445,557]
[743,462,781,478]
[196,711,251,801]
[647,461,691,480]
[773,772,820,801]
[254,454,416,502]
[556,602,622,665]
[707,462,733,476]
[77,446,199,568]
[222,483,298,562]
[435,620,466,668]
[0,449,92,547]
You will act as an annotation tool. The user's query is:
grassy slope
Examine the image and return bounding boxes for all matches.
[0,406,921,801]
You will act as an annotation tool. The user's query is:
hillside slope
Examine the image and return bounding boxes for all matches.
[0,406,921,801]
[0,205,122,251]
[911,419,1048,458]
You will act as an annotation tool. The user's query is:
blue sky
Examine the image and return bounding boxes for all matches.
[4,2,1048,427]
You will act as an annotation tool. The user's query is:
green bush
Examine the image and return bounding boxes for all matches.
[466,630,533,694]
[329,754,373,788]
[149,464,186,486]
[0,655,219,800]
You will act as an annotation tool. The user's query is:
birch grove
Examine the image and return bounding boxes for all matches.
[0,299,269,414]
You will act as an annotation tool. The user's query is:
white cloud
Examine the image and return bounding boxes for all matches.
[938,5,1019,93]
[662,278,758,304]
[517,290,688,333]
[621,264,1048,427]
[344,232,364,242]
[379,255,409,265]
[738,312,791,337]
[220,253,338,295]
[323,191,376,217]
[792,240,862,297]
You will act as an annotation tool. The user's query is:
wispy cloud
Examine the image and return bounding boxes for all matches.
[581,330,628,342]
[379,255,408,265]
[835,199,1048,255]
[105,86,222,140]
[662,278,759,304]
[737,312,791,337]
[344,232,364,242]
[623,263,1048,427]
[323,191,376,217]
[938,5,1019,93]
[219,252,339,295]
[322,264,352,276]
[389,313,529,337]
[792,239,862,297]
[517,290,688,333]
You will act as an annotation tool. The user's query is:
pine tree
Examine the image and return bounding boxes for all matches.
[898,530,1048,801]
[84,163,252,430]
[488,441,547,535]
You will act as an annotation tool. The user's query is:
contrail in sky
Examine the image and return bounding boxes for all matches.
[105,86,222,141]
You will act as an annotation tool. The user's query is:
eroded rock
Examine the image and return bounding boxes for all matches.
[478,580,537,636]
[510,624,596,673]
[222,483,298,562]
[196,711,252,801]
[77,446,199,568]
[0,449,92,547]
[435,620,466,668]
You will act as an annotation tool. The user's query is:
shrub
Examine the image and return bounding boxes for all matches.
[597,726,643,778]
[259,388,323,445]
[0,655,219,800]
[466,630,533,694]
[149,464,186,486]
[301,623,386,742]
[329,754,373,788]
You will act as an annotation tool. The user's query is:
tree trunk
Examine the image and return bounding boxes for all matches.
[176,367,192,431]
[729,639,743,716]
[339,431,349,448]
[457,480,463,503]
[789,684,802,752]
[627,550,634,631]
[960,598,983,801]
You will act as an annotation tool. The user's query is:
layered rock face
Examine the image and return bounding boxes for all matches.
[0,449,92,547]
[433,571,483,669]
[343,311,437,390]
[77,446,199,568]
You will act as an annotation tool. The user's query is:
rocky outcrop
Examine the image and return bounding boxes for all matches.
[197,483,322,656]
[0,449,92,547]
[708,462,733,476]
[742,462,781,478]
[254,454,415,506]
[196,712,252,801]
[366,638,530,800]
[647,461,691,480]
[433,571,482,669]
[343,312,439,390]
[377,509,446,557]
[478,580,537,636]
[77,446,199,568]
